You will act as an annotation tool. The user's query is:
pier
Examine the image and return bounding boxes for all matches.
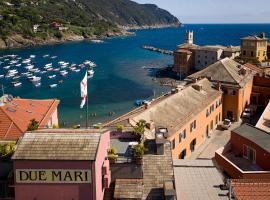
[141,45,173,55]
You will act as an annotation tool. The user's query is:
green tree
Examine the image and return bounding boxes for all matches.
[134,143,144,159]
[27,119,39,131]
[133,119,146,140]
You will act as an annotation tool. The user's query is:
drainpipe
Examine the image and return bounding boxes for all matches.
[228,179,232,200]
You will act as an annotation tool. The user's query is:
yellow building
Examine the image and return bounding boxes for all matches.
[241,33,268,63]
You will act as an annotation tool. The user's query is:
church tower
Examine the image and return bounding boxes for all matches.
[185,30,193,45]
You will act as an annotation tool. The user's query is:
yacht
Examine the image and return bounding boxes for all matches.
[51,56,57,59]
[0,75,4,78]
[12,82,22,87]
[43,54,50,58]
[45,63,52,68]
[48,75,56,79]
[25,65,34,70]
[34,82,41,87]
[49,84,57,88]
[60,71,68,76]
[3,66,11,69]
[30,55,36,58]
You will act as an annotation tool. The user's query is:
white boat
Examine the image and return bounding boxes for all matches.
[58,61,65,65]
[45,63,52,68]
[53,68,60,72]
[25,65,34,70]
[5,74,14,78]
[79,64,85,68]
[60,65,67,69]
[74,69,80,72]
[29,68,39,72]
[0,75,4,78]
[29,76,41,82]
[88,69,95,76]
[46,68,53,72]
[22,59,31,64]
[43,54,50,58]
[69,67,76,71]
[51,56,57,59]
[34,82,41,87]
[15,64,22,67]
[48,75,56,79]
[60,71,68,76]
[40,71,47,74]
[49,84,57,88]
[91,39,104,43]
[3,66,11,69]
[12,82,22,87]
[30,55,36,58]
[12,76,21,80]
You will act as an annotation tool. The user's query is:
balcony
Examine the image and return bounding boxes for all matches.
[215,144,270,179]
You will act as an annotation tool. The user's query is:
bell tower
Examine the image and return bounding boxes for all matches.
[185,30,193,45]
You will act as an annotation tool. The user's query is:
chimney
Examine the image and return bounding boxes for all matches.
[155,127,168,155]
[192,84,203,91]
[239,68,247,75]
[146,120,155,132]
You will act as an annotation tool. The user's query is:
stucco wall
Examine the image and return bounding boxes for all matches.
[13,160,94,200]
[231,132,270,170]
[169,95,222,159]
[94,130,111,200]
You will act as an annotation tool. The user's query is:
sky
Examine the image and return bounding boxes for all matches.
[133,0,270,24]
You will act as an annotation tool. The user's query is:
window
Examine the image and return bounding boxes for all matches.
[251,51,254,57]
[263,51,266,56]
[210,104,214,114]
[198,60,201,64]
[190,139,196,152]
[205,61,208,65]
[258,51,260,57]
[215,115,218,125]
[243,145,256,164]
[171,139,175,150]
[190,120,196,132]
[212,57,215,60]
[206,125,209,137]
[210,120,213,130]
[179,149,186,159]
[205,56,208,59]
[219,113,221,122]
[206,109,209,117]
[233,90,236,95]
[243,50,246,56]
[179,130,186,143]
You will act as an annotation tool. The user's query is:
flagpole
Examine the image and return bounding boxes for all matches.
[86,89,89,129]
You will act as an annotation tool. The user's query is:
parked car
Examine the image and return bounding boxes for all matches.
[242,108,253,118]
[222,119,232,130]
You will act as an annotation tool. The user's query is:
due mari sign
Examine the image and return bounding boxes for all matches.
[16,169,92,183]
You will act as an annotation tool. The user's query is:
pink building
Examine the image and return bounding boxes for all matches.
[12,129,111,200]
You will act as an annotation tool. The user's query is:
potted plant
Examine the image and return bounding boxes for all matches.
[133,143,144,164]
[116,124,124,133]
[133,119,146,142]
[108,147,118,163]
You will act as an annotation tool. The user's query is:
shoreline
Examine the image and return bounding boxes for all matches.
[0,24,180,51]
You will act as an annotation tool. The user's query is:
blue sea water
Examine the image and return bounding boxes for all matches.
[0,24,270,126]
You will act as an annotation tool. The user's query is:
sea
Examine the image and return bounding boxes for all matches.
[0,24,270,127]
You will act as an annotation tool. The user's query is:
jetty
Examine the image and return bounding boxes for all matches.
[141,45,173,55]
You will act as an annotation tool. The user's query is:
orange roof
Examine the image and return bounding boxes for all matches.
[243,63,263,74]
[231,179,270,200]
[0,98,59,141]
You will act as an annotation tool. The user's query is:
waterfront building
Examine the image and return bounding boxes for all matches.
[173,31,240,77]
[189,58,254,121]
[215,123,270,179]
[0,95,59,141]
[12,129,111,200]
[129,78,223,160]
[251,75,270,106]
[240,33,268,64]
[268,43,270,59]
[193,45,225,70]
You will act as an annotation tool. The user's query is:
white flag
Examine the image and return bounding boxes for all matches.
[80,71,88,109]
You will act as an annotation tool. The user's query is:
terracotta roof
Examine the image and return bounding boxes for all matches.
[114,179,143,199]
[0,98,59,141]
[243,63,263,74]
[231,179,270,200]
[189,58,254,87]
[12,130,107,160]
